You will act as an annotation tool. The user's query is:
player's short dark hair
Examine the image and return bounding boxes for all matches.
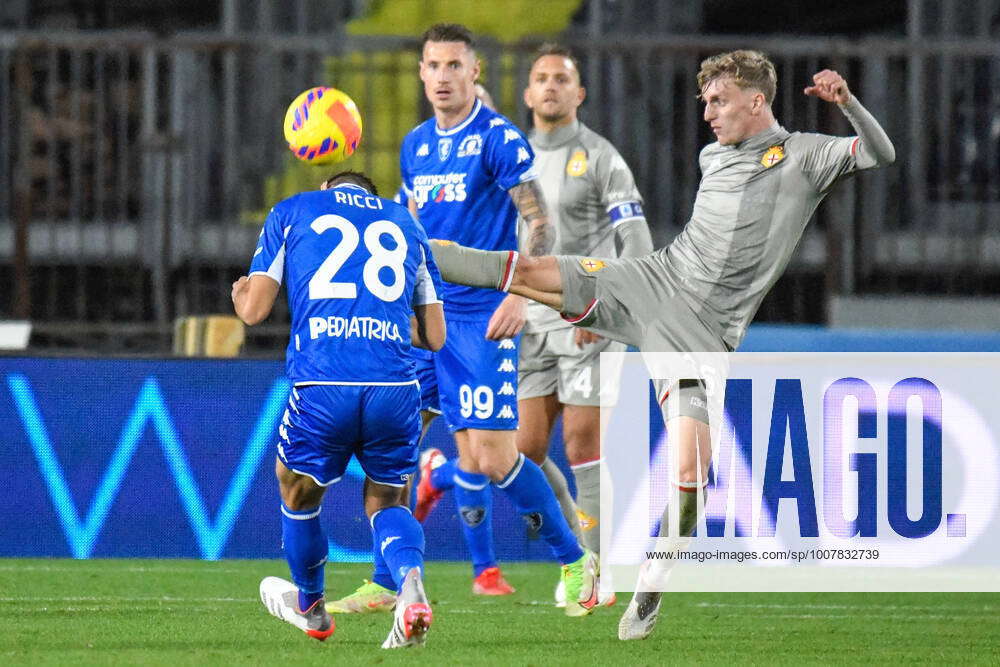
[421,23,475,50]
[322,170,378,196]
[697,50,777,105]
[531,43,582,83]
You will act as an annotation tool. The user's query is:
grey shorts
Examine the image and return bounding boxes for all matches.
[518,328,626,407]
[556,253,727,424]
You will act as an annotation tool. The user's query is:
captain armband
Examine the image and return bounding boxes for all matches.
[607,201,645,227]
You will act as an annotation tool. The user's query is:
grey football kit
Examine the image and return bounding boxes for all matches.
[557,96,895,421]
[518,120,653,407]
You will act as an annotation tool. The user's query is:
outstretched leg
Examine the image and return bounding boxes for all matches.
[428,242,565,309]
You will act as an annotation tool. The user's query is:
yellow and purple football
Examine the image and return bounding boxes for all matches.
[283,86,362,164]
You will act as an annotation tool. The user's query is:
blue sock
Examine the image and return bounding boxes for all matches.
[371,506,425,591]
[431,458,456,491]
[370,527,396,591]
[280,503,328,611]
[454,467,496,577]
[497,454,584,564]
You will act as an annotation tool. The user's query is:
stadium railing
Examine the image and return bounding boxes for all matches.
[0,29,998,350]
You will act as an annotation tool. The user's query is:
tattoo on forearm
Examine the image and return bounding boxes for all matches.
[510,180,554,255]
[528,220,555,256]
[510,180,547,223]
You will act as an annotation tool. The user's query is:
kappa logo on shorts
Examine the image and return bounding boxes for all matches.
[579,257,605,272]
[497,405,515,419]
[498,359,515,372]
[498,382,515,396]
[566,149,588,177]
[498,339,515,350]
[761,145,785,168]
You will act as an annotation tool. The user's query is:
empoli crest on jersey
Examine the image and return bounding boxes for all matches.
[438,138,452,161]
[566,149,588,177]
[579,257,605,272]
[761,145,785,168]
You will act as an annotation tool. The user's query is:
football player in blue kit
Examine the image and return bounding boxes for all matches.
[231,171,445,648]
[336,23,598,616]
[409,23,597,614]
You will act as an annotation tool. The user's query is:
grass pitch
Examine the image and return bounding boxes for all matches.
[1,559,997,665]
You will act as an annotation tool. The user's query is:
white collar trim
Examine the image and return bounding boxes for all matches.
[435,99,482,136]
[332,183,369,194]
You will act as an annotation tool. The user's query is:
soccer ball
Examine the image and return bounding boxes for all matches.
[283,86,362,165]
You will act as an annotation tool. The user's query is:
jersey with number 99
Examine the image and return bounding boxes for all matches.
[249,183,443,385]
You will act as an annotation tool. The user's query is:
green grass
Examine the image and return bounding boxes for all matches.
[1,559,997,665]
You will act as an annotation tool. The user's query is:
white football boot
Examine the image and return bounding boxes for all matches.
[259,576,335,641]
[618,590,662,640]
[618,560,672,640]
[381,568,433,649]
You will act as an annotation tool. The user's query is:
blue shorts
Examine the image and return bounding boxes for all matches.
[413,349,440,414]
[278,383,421,487]
[420,317,519,433]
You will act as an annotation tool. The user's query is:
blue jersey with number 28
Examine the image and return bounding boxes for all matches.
[249,183,443,384]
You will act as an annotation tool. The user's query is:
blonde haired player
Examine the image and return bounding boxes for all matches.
[426,50,895,639]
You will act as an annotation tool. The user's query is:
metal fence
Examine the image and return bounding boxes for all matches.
[1,23,999,346]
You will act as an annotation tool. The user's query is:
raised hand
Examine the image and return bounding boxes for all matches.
[804,69,852,105]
